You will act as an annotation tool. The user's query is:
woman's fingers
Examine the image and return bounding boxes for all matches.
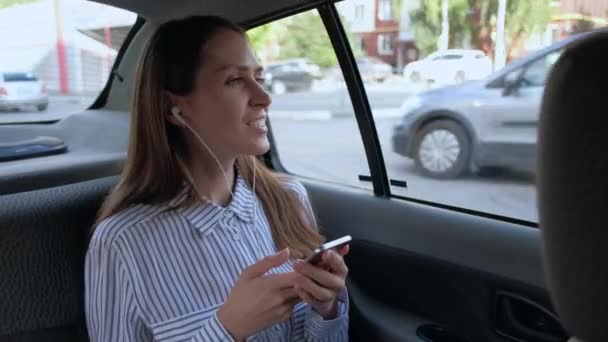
[294,273,335,302]
[321,250,349,278]
[337,244,349,257]
[293,259,344,291]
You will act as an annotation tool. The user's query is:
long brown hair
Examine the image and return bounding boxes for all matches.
[95,16,324,258]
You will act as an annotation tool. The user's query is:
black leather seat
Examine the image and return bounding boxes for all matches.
[538,29,608,342]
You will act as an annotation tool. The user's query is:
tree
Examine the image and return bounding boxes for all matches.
[275,11,338,68]
[410,0,551,60]
[409,0,471,55]
[247,23,275,53]
[247,10,362,68]
[0,0,37,8]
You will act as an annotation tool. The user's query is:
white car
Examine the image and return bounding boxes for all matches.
[0,72,49,112]
[403,49,492,85]
[356,57,393,83]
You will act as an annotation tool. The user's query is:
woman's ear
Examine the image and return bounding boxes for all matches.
[166,106,183,127]
[164,91,186,127]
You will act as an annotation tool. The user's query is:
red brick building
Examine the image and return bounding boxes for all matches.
[339,0,419,72]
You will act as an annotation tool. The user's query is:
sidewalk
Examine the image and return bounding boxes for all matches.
[49,95,96,105]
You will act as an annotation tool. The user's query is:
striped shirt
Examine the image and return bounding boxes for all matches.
[85,173,349,341]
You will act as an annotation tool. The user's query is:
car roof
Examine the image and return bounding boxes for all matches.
[428,49,485,56]
[488,29,604,81]
[442,49,485,55]
[97,0,311,24]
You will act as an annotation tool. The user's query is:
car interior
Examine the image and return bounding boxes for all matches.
[0,0,606,341]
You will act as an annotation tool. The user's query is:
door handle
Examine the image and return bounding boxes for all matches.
[495,292,567,342]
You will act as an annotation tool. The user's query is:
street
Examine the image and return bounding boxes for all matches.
[0,79,538,222]
[271,116,537,223]
[0,96,92,124]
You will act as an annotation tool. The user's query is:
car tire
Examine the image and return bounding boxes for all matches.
[37,104,48,111]
[413,120,471,179]
[272,81,287,95]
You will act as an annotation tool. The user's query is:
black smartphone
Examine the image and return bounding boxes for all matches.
[304,235,352,265]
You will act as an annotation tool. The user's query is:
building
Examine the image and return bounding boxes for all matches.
[0,0,135,96]
[550,0,608,39]
[338,0,420,72]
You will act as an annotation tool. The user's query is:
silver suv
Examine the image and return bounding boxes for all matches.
[391,33,589,179]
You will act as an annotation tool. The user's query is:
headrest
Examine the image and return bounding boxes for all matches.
[538,30,608,342]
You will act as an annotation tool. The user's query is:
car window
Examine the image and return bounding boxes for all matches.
[247,9,371,191]
[3,73,38,82]
[0,0,136,125]
[521,51,562,87]
[336,0,606,222]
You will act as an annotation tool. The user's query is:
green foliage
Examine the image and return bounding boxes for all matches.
[276,11,337,68]
[246,10,361,68]
[410,0,551,57]
[0,0,38,9]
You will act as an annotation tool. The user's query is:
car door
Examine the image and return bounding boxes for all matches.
[477,50,562,169]
[1,1,570,342]
[268,3,567,342]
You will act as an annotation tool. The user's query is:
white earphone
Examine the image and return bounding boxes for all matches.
[170,106,257,224]
[171,106,187,125]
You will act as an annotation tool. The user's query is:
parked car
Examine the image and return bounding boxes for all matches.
[356,56,393,83]
[402,49,492,86]
[0,72,49,112]
[263,58,321,94]
[391,34,587,179]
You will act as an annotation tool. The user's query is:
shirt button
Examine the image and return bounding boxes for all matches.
[232,232,241,240]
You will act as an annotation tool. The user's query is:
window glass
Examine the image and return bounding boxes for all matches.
[3,73,39,82]
[378,0,392,21]
[442,54,463,60]
[0,0,137,124]
[337,0,607,222]
[247,9,371,190]
[521,51,562,86]
[378,34,393,55]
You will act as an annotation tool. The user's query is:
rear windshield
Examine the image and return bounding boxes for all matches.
[3,73,38,82]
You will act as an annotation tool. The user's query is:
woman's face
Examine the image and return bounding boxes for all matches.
[170,29,272,161]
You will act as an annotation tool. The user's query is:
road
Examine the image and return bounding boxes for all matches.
[0,79,418,123]
[0,96,93,124]
[0,80,538,222]
[271,117,537,222]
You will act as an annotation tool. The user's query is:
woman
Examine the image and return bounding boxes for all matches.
[85,15,349,342]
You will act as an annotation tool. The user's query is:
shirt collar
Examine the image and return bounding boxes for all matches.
[173,168,255,235]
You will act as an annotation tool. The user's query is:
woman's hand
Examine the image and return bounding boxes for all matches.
[218,249,300,341]
[293,245,349,319]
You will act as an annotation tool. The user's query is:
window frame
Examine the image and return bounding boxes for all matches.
[90,16,146,109]
[249,2,538,227]
[377,34,393,55]
[263,3,391,197]
[377,0,392,21]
